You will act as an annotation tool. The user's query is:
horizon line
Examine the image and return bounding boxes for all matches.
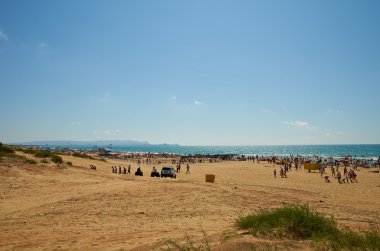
[4,140,380,147]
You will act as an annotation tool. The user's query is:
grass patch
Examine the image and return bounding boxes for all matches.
[17,147,37,154]
[162,228,211,251]
[330,230,380,251]
[51,154,63,164]
[34,150,53,158]
[40,159,49,164]
[0,145,15,154]
[237,204,380,250]
[72,152,95,160]
[0,145,16,160]
[25,159,37,164]
[237,204,336,239]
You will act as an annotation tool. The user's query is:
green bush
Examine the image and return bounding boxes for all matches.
[51,154,63,164]
[34,150,52,158]
[237,204,380,250]
[40,159,49,164]
[237,204,337,240]
[18,148,37,154]
[0,145,15,154]
[72,152,95,159]
[331,230,380,251]
[25,159,37,164]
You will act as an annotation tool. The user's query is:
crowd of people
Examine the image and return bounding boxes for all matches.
[111,165,131,175]
[108,163,191,176]
[269,155,363,184]
[96,153,377,184]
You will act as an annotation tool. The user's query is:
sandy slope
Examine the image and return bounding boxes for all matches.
[0,153,379,250]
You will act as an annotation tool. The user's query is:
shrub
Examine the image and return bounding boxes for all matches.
[66,161,72,166]
[34,150,52,158]
[330,230,380,250]
[237,204,337,240]
[25,159,37,164]
[18,148,37,154]
[51,154,63,164]
[0,145,15,154]
[72,152,95,160]
[40,159,49,164]
[237,204,380,250]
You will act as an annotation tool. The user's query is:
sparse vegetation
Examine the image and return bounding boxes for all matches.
[72,152,95,160]
[66,161,72,166]
[34,150,53,158]
[0,145,15,154]
[17,147,37,154]
[237,204,380,250]
[0,145,16,160]
[237,204,336,239]
[51,154,63,164]
[25,159,37,164]
[162,228,211,251]
[40,159,49,164]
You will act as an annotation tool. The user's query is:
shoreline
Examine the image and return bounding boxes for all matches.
[10,144,380,162]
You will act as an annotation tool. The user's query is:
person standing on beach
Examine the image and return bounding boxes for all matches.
[337,171,342,183]
[186,164,190,174]
[273,168,277,178]
[127,165,131,175]
[343,166,347,180]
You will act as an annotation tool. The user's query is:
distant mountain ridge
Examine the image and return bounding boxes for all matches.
[16,140,152,147]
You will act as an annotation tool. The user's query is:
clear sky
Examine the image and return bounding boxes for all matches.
[0,0,379,145]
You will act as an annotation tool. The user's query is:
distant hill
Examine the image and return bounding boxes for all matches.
[15,140,151,147]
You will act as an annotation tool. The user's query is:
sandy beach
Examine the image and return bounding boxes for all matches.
[0,151,379,250]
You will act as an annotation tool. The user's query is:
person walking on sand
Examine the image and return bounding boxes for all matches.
[273,168,277,178]
[118,166,121,174]
[186,164,190,174]
[127,165,131,175]
[123,167,127,174]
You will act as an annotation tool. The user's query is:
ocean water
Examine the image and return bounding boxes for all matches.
[62,144,380,159]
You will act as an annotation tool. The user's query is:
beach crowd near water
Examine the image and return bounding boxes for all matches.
[85,149,380,185]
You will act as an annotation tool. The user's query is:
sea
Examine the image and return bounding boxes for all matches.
[51,144,380,160]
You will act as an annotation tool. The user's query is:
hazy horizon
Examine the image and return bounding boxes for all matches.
[5,139,380,147]
[1,1,379,145]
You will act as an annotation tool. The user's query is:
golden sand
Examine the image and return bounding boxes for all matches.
[0,152,379,250]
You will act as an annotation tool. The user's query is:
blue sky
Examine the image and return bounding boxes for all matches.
[0,0,379,145]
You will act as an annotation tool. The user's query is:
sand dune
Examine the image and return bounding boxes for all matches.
[0,152,379,250]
